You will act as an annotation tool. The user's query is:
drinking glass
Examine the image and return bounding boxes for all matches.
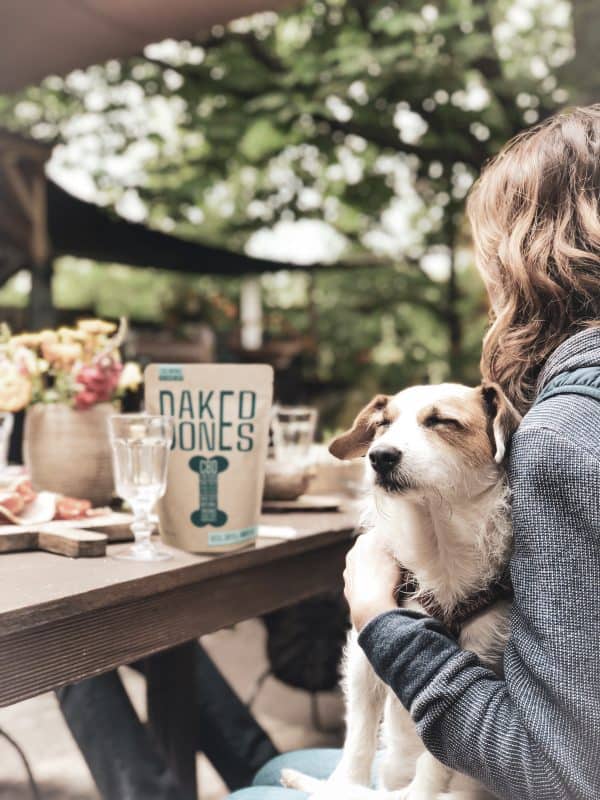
[0,413,13,476]
[271,406,318,467]
[108,414,174,562]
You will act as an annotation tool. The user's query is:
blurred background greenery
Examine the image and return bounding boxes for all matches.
[0,0,596,429]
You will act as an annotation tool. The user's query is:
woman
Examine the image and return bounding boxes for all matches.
[232,105,600,799]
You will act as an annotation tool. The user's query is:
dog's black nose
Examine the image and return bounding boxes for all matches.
[369,446,401,473]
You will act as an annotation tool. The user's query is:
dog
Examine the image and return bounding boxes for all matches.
[281,382,520,800]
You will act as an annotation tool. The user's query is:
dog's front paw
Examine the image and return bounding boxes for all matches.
[395,787,427,800]
[281,769,362,800]
[280,768,324,794]
[397,786,450,800]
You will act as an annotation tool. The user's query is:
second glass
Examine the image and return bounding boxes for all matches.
[271,406,318,466]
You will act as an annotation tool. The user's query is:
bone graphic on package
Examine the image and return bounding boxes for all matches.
[189,455,229,528]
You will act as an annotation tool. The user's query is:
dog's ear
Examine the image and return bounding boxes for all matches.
[480,382,521,463]
[329,394,390,461]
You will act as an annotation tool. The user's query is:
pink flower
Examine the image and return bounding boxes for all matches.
[74,389,98,410]
[74,358,123,409]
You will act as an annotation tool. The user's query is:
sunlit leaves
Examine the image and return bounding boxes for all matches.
[0,0,580,422]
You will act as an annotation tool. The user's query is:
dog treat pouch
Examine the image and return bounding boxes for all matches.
[144,363,274,553]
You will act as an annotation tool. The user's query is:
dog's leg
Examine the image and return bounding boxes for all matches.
[330,629,387,786]
[440,769,498,800]
[280,630,386,794]
[378,695,424,790]
[395,752,451,800]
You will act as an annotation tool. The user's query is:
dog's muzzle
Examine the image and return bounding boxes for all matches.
[368,445,410,492]
[369,445,401,474]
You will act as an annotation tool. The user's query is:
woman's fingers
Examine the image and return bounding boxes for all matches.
[342,533,399,630]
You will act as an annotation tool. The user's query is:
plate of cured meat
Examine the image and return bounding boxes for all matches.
[0,476,108,526]
[0,476,134,557]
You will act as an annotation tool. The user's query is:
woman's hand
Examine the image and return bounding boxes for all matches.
[343,531,400,631]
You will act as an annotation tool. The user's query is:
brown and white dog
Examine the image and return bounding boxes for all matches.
[282,382,520,800]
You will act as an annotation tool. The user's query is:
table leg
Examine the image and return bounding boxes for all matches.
[146,642,198,800]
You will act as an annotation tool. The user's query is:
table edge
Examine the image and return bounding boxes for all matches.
[0,523,356,635]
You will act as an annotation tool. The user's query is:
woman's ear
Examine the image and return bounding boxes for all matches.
[329,394,390,461]
[480,382,521,463]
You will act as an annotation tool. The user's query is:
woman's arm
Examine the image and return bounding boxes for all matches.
[356,426,600,800]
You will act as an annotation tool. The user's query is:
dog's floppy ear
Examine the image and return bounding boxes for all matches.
[480,382,521,463]
[329,394,390,461]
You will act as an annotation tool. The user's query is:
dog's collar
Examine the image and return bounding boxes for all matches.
[394,568,513,637]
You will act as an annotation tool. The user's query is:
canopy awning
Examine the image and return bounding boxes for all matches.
[46,179,310,277]
[0,0,294,93]
[0,129,350,289]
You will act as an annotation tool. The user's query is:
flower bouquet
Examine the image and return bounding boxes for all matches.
[0,319,142,505]
[0,318,140,412]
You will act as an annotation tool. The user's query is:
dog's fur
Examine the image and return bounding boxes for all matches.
[282,382,520,800]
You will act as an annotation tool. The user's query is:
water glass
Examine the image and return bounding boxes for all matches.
[108,414,174,562]
[271,406,318,467]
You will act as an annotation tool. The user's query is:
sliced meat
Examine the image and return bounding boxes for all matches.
[55,497,93,520]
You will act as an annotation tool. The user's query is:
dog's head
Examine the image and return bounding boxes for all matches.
[329,382,520,498]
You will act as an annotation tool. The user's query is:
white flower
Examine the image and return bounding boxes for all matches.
[119,362,143,391]
[13,346,39,375]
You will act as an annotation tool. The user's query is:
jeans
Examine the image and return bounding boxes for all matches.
[228,749,343,799]
[56,642,278,800]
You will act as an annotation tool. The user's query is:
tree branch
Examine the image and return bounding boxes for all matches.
[227,32,287,74]
[311,113,485,168]
[142,56,270,101]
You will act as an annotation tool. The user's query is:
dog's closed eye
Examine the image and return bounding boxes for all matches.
[423,414,464,430]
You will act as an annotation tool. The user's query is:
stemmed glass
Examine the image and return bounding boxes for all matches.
[108,414,174,562]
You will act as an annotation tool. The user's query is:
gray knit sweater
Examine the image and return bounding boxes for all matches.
[359,328,600,800]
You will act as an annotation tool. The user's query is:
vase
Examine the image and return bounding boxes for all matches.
[24,402,115,506]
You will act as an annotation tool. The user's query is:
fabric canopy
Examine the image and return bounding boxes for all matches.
[0,1,352,289]
[0,0,294,93]
[46,179,309,276]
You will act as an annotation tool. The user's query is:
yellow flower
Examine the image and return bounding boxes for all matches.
[57,327,86,343]
[77,319,117,336]
[0,362,32,412]
[42,340,83,368]
[38,329,59,344]
[10,332,43,348]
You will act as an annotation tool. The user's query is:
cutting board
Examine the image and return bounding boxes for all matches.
[0,512,134,558]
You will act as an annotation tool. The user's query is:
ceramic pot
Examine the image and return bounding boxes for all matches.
[24,403,115,506]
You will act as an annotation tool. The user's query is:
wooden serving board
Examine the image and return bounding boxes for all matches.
[0,512,134,558]
[262,494,342,513]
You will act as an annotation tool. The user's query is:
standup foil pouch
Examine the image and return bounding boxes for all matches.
[145,363,274,553]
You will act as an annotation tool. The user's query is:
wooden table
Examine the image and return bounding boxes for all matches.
[0,508,357,798]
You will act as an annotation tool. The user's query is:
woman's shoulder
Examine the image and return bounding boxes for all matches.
[510,393,600,470]
[508,395,600,552]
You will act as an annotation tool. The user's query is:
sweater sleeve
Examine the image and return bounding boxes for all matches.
[358,427,600,800]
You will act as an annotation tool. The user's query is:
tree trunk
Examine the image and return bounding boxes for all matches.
[562,0,600,105]
[446,249,462,378]
[28,257,56,329]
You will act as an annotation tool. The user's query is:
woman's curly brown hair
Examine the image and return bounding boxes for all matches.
[467,105,600,415]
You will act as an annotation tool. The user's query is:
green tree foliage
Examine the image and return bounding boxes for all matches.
[0,0,577,425]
